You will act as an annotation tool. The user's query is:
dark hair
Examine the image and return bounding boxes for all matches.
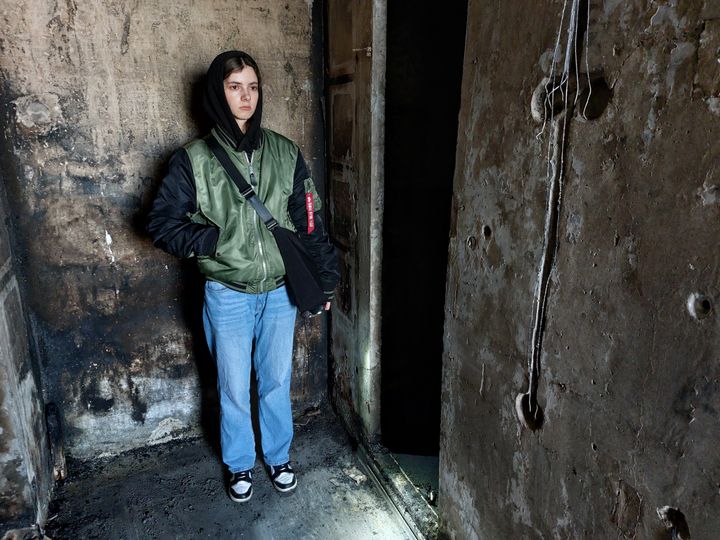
[223,53,262,87]
[204,50,264,151]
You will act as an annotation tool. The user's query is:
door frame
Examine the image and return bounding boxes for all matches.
[325,0,386,443]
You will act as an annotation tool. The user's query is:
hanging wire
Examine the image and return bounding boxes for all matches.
[536,0,569,139]
[527,0,588,419]
[573,1,582,106]
[582,1,593,119]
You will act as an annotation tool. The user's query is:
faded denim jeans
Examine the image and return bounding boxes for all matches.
[203,281,297,473]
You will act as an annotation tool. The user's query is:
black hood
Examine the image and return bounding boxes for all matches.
[202,50,263,153]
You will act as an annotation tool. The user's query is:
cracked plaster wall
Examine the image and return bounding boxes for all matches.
[0,0,326,460]
[441,0,720,538]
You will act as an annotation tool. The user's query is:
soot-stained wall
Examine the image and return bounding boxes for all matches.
[0,0,326,459]
[0,169,51,529]
[441,0,720,538]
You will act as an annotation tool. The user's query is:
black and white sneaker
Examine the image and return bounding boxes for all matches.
[228,470,253,503]
[267,462,297,493]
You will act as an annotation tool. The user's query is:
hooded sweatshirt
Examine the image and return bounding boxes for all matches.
[202,50,263,155]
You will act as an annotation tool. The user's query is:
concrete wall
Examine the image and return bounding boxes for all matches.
[0,172,51,529]
[441,0,720,538]
[0,0,327,460]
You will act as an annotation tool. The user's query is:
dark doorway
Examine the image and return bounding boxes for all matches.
[380,0,468,467]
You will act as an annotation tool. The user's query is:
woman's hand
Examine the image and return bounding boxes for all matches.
[324,302,331,311]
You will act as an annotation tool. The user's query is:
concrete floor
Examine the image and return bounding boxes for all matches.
[45,406,415,540]
[392,454,439,504]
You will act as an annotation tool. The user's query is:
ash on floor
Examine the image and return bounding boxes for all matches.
[45,406,414,540]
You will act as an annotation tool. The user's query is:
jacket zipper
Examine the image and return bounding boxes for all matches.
[246,151,268,284]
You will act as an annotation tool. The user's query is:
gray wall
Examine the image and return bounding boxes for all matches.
[0,173,51,529]
[441,0,720,538]
[0,0,327,460]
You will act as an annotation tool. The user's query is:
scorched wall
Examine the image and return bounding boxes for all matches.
[0,0,326,460]
[0,158,51,533]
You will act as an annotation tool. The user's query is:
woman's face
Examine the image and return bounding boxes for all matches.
[223,66,259,133]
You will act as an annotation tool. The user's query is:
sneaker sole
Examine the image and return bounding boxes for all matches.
[272,479,297,493]
[228,487,253,503]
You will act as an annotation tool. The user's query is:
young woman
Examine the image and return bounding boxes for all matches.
[148,51,339,502]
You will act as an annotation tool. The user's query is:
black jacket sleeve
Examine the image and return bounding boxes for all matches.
[287,152,340,297]
[147,148,219,258]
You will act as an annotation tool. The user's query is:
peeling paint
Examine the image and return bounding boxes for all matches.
[12,93,63,133]
[148,417,188,445]
[706,96,720,116]
[698,182,719,206]
[103,229,115,264]
[666,42,696,97]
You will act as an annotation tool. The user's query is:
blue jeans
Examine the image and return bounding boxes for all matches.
[203,281,297,473]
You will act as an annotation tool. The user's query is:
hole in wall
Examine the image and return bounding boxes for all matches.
[657,506,691,540]
[687,292,713,320]
[515,393,544,431]
[482,225,492,238]
[578,75,612,120]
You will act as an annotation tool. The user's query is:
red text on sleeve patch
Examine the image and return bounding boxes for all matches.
[305,193,315,233]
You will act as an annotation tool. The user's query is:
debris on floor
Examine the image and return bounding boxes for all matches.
[342,466,368,484]
[44,404,414,540]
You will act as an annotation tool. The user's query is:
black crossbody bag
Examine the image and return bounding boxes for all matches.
[206,136,327,318]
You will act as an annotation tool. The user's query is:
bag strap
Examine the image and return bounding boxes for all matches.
[205,135,279,231]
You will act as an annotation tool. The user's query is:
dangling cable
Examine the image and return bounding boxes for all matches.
[537,0,570,139]
[582,1,593,119]
[518,0,590,430]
